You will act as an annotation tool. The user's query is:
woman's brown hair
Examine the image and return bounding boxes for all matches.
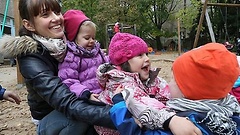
[18,0,61,36]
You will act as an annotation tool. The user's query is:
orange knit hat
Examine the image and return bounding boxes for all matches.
[172,43,240,100]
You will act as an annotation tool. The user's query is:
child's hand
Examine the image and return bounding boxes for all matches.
[90,93,100,102]
[169,115,202,135]
[113,84,124,96]
[3,91,21,104]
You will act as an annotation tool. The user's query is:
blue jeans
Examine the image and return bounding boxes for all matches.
[37,110,91,135]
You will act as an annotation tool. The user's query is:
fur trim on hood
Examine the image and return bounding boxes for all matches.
[0,35,38,58]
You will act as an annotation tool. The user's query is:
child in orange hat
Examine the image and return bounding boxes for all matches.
[167,43,240,134]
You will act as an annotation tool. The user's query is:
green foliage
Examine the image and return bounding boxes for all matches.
[61,0,194,50]
[62,0,99,19]
[176,0,201,30]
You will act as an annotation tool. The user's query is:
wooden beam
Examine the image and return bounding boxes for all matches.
[13,0,25,87]
[207,3,240,7]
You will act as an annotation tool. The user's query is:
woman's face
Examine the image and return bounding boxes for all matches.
[128,53,150,81]
[27,7,64,39]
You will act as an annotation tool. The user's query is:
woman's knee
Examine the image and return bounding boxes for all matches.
[37,110,90,135]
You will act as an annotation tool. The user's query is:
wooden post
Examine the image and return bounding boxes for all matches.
[105,24,108,49]
[193,0,209,48]
[177,18,181,56]
[13,0,24,87]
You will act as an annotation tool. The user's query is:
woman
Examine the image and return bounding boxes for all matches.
[0,0,114,134]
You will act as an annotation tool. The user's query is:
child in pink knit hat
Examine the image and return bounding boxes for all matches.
[167,43,240,134]
[97,32,201,134]
[58,10,117,135]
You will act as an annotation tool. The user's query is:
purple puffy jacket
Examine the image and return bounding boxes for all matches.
[58,41,109,96]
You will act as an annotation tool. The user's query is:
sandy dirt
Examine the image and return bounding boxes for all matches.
[0,52,179,135]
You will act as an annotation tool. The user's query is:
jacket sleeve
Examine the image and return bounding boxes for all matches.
[18,54,115,129]
[110,101,142,135]
[110,100,173,135]
[0,85,6,100]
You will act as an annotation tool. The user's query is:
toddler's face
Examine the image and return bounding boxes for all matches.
[128,53,150,81]
[75,23,96,50]
[168,71,184,98]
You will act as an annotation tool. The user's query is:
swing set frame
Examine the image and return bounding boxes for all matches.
[193,0,240,48]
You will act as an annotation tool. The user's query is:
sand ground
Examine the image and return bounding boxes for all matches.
[0,52,179,135]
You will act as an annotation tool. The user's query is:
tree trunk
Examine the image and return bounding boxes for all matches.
[156,35,162,50]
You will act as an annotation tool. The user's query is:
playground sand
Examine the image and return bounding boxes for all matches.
[0,52,178,135]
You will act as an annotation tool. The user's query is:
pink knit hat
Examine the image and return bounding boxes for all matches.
[109,33,148,65]
[63,10,90,41]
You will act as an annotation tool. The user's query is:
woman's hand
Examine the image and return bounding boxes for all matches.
[169,116,202,135]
